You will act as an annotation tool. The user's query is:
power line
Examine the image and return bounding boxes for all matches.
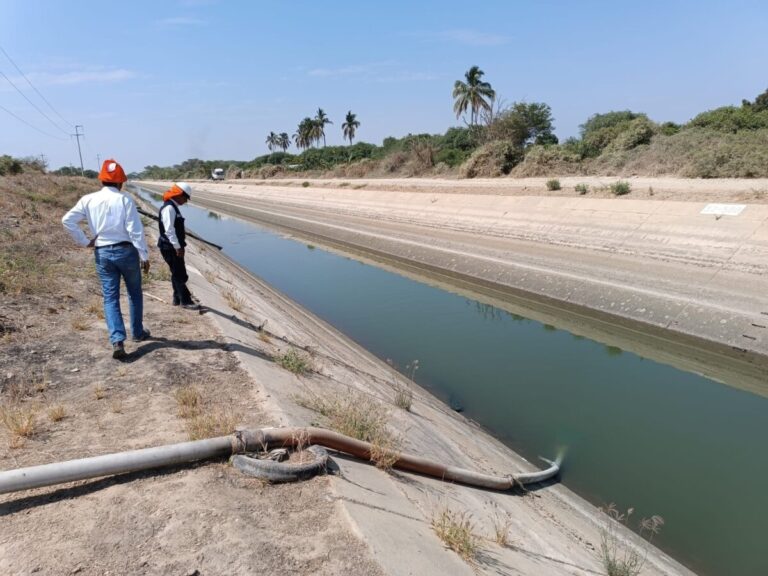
[0,44,72,129]
[0,68,71,135]
[0,101,67,140]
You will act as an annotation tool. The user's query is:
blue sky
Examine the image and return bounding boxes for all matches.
[1,0,766,172]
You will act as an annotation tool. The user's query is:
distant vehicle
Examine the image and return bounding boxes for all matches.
[211,168,225,181]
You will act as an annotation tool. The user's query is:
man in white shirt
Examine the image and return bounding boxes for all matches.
[62,159,151,359]
[158,182,196,309]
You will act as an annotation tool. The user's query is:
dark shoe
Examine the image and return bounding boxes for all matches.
[133,329,151,342]
[172,299,180,306]
[181,302,199,310]
[112,341,127,360]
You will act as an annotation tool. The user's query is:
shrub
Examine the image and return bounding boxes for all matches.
[546,179,561,191]
[301,181,310,188]
[257,164,283,179]
[510,145,582,177]
[459,141,523,178]
[575,183,589,194]
[689,105,768,133]
[0,155,23,176]
[608,117,657,151]
[611,181,631,195]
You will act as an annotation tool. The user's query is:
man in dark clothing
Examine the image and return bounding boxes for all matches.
[158,182,197,309]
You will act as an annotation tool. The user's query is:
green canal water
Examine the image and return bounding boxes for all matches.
[138,188,768,576]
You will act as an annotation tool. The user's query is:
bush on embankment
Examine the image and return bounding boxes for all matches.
[137,87,768,181]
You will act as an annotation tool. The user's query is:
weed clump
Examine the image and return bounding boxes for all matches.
[546,178,561,191]
[599,504,664,576]
[174,386,202,419]
[297,391,393,446]
[1,404,37,447]
[186,408,240,440]
[610,181,631,196]
[276,348,312,375]
[575,183,589,195]
[222,288,245,312]
[431,506,481,563]
[47,404,67,422]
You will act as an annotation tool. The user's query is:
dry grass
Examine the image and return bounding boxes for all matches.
[71,315,90,331]
[202,269,218,284]
[490,508,513,546]
[93,384,106,400]
[174,386,202,419]
[0,175,94,296]
[258,331,272,344]
[222,288,245,312]
[1,404,37,447]
[110,399,124,414]
[149,265,171,283]
[369,439,401,470]
[393,381,413,411]
[4,370,49,402]
[47,404,67,422]
[297,390,396,452]
[275,348,312,375]
[431,505,481,563]
[599,504,664,576]
[186,407,240,440]
[85,299,105,320]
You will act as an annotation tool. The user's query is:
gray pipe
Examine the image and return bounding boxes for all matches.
[0,436,239,495]
[0,427,559,495]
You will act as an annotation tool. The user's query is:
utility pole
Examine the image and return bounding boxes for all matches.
[96,153,101,171]
[39,153,47,171]
[72,125,84,176]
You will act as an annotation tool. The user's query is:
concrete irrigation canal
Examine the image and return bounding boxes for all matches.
[135,182,767,576]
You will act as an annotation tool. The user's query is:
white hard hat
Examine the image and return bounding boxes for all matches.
[175,182,192,198]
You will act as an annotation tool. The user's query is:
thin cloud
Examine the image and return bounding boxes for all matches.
[308,62,394,78]
[1,67,136,88]
[374,72,441,83]
[155,16,206,26]
[408,29,510,46]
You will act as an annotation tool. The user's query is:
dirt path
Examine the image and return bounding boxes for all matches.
[243,175,768,202]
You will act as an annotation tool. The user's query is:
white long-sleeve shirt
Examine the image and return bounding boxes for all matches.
[61,186,149,261]
[160,200,182,250]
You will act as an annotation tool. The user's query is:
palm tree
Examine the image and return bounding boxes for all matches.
[342,111,360,145]
[265,131,279,152]
[314,108,333,147]
[293,117,314,150]
[452,66,496,126]
[278,132,290,152]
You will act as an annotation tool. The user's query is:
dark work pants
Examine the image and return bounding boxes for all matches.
[160,245,193,305]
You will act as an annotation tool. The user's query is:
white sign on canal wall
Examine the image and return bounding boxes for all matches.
[701,203,746,216]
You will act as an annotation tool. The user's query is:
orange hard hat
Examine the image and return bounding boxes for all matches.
[98,159,127,184]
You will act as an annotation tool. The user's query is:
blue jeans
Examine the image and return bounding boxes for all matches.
[94,244,145,344]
